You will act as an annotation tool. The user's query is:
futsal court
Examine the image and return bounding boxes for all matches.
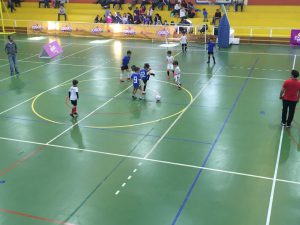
[0,35,299,225]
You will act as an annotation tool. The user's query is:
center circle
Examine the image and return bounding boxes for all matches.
[31,77,193,129]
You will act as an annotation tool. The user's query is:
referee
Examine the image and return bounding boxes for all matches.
[280,70,300,128]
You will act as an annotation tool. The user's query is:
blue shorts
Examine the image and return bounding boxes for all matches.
[133,84,140,89]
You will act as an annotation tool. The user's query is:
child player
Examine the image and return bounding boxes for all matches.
[173,60,182,89]
[166,50,174,80]
[68,79,79,118]
[180,32,188,53]
[140,63,153,94]
[131,65,143,100]
[120,50,132,82]
[207,38,216,64]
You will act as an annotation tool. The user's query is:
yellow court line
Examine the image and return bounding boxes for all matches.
[31,77,194,129]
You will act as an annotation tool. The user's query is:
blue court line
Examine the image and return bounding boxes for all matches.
[171,58,259,225]
[0,115,212,146]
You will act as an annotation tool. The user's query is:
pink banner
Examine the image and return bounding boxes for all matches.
[290,29,300,45]
[40,41,63,58]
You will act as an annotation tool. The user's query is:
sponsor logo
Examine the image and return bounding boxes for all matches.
[124,27,135,35]
[157,29,170,37]
[32,24,42,31]
[294,32,300,43]
[61,26,72,32]
[91,27,104,33]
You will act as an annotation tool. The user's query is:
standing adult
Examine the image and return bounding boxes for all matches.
[280,70,300,127]
[5,36,19,76]
[58,4,67,21]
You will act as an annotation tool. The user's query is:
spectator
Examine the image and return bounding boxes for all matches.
[127,13,134,23]
[14,0,21,7]
[172,3,180,17]
[147,6,154,17]
[44,0,50,8]
[141,0,148,7]
[179,6,187,21]
[169,0,175,10]
[106,12,113,23]
[128,0,138,10]
[53,0,60,8]
[99,0,110,9]
[5,36,19,76]
[60,0,66,6]
[157,0,164,10]
[114,12,123,23]
[113,0,123,9]
[163,20,168,25]
[140,5,146,15]
[144,15,152,24]
[122,13,128,23]
[133,12,141,24]
[152,0,159,9]
[202,8,208,22]
[58,5,67,21]
[94,14,100,23]
[279,70,300,127]
[199,24,208,34]
[7,0,16,12]
[181,0,187,8]
[154,13,162,25]
[187,8,195,18]
[212,8,221,25]
[133,7,140,15]
[238,0,244,12]
[105,8,111,17]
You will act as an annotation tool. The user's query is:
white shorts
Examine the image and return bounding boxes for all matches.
[174,75,180,83]
[167,64,174,71]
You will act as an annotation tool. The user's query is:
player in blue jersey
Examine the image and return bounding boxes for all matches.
[120,50,132,82]
[207,38,216,64]
[131,65,143,100]
[140,63,155,94]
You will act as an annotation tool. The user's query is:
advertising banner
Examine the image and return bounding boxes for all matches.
[290,29,300,45]
[40,41,63,58]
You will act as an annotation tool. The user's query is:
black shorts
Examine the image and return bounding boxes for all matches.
[142,78,148,83]
[121,65,129,71]
[71,100,77,106]
[208,51,214,55]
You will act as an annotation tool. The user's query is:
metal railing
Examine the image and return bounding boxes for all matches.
[1,19,296,39]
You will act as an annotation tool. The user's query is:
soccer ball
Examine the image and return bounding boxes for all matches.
[155,95,161,102]
[149,70,155,76]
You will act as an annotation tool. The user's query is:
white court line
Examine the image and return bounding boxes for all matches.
[0,135,300,186]
[4,38,300,57]
[143,69,216,159]
[45,85,131,145]
[293,55,297,68]
[265,54,297,225]
[0,67,97,116]
[0,45,96,82]
[0,54,39,68]
[265,127,284,225]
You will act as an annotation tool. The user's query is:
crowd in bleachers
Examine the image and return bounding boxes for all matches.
[94,0,200,25]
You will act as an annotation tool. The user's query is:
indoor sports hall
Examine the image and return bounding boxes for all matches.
[0,0,300,225]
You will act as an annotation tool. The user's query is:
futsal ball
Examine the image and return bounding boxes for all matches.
[155,95,161,102]
[149,70,155,76]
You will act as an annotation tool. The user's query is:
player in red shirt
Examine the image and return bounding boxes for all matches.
[279,70,300,127]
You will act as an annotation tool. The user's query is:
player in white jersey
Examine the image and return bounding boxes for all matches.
[173,60,181,89]
[68,79,79,118]
[180,32,187,53]
[166,50,174,80]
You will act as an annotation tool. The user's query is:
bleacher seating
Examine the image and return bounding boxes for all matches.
[2,2,300,38]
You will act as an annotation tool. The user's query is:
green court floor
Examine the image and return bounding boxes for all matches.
[0,35,300,225]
